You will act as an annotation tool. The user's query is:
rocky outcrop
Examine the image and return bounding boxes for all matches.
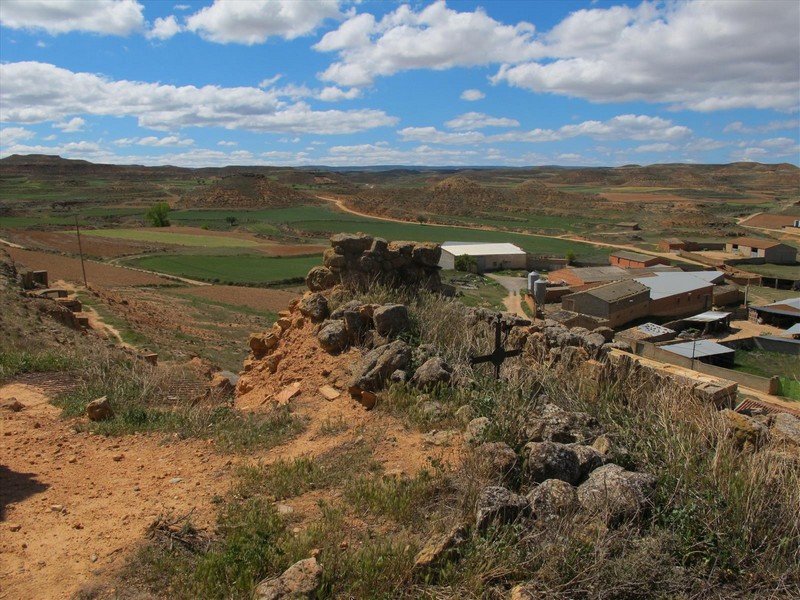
[410,357,453,389]
[317,320,349,353]
[524,404,601,445]
[372,304,411,337]
[475,486,529,530]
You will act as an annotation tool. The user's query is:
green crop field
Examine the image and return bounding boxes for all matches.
[127,253,322,284]
[82,229,263,248]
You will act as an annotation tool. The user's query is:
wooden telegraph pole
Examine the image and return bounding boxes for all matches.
[74,215,88,288]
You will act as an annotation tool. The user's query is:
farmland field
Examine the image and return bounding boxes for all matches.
[82,228,264,248]
[126,253,322,284]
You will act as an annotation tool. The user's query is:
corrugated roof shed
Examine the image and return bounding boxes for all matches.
[662,340,735,359]
[684,311,731,323]
[753,297,800,317]
[730,237,782,249]
[441,242,526,256]
[611,250,661,263]
[582,280,649,302]
[566,266,627,282]
[634,272,715,299]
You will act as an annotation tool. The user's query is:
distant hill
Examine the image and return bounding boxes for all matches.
[176,173,318,209]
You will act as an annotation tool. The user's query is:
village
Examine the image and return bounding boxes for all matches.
[437,236,799,416]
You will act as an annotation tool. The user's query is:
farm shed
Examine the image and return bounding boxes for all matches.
[439,242,527,273]
[609,250,670,269]
[561,280,650,328]
[661,340,736,368]
[634,272,715,318]
[725,238,797,264]
[658,238,687,253]
[749,297,800,328]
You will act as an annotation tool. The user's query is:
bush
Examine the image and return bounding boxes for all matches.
[145,202,171,227]
[455,254,478,273]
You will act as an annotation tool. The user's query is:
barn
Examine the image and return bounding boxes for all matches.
[725,238,797,264]
[439,242,527,273]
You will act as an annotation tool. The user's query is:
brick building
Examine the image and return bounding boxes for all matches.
[561,280,650,328]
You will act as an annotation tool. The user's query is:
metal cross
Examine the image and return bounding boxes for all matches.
[470,314,524,379]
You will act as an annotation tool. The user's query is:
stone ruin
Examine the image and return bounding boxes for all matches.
[305,233,450,294]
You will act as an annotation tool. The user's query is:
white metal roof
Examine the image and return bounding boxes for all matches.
[634,272,715,300]
[638,322,675,336]
[662,340,735,359]
[441,242,526,256]
[684,311,732,323]
[784,323,800,335]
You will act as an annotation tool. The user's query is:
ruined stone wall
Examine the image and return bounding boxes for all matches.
[305,233,447,293]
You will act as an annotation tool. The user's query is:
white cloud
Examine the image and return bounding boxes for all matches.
[317,86,361,102]
[315,1,539,87]
[323,142,483,166]
[0,62,397,135]
[217,140,237,147]
[633,143,677,153]
[0,0,145,36]
[399,114,690,146]
[460,89,485,101]
[147,15,181,40]
[113,135,194,147]
[186,0,341,45]
[731,147,769,162]
[268,82,362,102]
[174,4,190,10]
[492,1,800,112]
[724,119,800,134]
[445,112,519,131]
[759,137,796,149]
[0,126,34,147]
[53,117,85,132]
[683,138,727,152]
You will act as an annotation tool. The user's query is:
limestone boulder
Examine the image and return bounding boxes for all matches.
[473,441,519,479]
[526,479,579,521]
[348,340,412,393]
[524,441,581,484]
[721,409,769,451]
[412,524,468,572]
[330,232,374,255]
[464,416,491,446]
[317,320,349,353]
[577,464,656,527]
[86,396,114,421]
[372,304,411,337]
[475,486,529,530]
[297,293,329,323]
[525,404,601,445]
[410,357,452,389]
[770,412,800,449]
[305,266,338,292]
[254,557,322,600]
[411,242,442,267]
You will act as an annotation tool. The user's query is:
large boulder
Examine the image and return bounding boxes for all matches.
[86,396,114,421]
[305,266,338,292]
[472,441,519,479]
[464,416,491,447]
[330,232,374,255]
[721,409,769,451]
[526,479,579,522]
[770,413,800,449]
[254,557,322,600]
[317,320,349,353]
[372,304,411,337]
[525,404,602,445]
[330,299,365,320]
[348,340,412,393]
[577,464,657,527]
[410,357,452,389]
[524,441,582,484]
[475,486,529,530]
[411,242,442,267]
[297,293,329,323]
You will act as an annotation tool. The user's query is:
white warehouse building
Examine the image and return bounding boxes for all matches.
[439,242,527,272]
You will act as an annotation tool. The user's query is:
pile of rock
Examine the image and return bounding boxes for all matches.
[524,320,629,366]
[414,404,657,573]
[306,233,446,293]
[721,408,800,453]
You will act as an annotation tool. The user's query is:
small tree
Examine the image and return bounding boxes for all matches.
[455,254,478,273]
[225,216,238,227]
[145,202,171,227]
[565,249,576,265]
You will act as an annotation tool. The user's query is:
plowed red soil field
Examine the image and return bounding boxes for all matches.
[173,285,298,311]
[6,248,175,287]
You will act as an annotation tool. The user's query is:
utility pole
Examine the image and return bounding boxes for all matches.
[75,215,88,288]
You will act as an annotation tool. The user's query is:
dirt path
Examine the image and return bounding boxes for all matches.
[486,273,529,319]
[315,195,709,267]
[0,237,24,249]
[0,381,236,600]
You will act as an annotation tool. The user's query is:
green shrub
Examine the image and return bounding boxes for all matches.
[145,202,171,227]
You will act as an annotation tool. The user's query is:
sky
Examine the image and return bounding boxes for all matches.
[0,0,798,168]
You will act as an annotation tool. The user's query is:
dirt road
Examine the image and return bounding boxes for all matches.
[486,273,529,319]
